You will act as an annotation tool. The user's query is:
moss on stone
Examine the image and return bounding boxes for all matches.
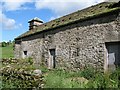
[15,2,120,40]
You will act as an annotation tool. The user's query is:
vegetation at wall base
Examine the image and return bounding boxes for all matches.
[43,68,119,88]
[1,43,119,88]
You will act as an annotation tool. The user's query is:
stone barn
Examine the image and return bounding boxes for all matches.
[14,2,120,72]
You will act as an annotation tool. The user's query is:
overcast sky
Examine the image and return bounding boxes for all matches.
[1,0,107,42]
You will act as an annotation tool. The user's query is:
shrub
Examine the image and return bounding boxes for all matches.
[86,70,119,88]
[2,76,40,88]
[39,65,49,73]
[1,42,7,47]
[43,69,88,88]
[26,57,33,65]
[80,67,95,79]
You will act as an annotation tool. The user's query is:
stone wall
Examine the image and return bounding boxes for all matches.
[15,12,120,71]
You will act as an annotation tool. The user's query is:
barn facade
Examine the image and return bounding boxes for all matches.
[15,2,120,71]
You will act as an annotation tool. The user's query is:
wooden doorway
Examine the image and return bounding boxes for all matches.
[48,49,56,69]
[105,42,120,71]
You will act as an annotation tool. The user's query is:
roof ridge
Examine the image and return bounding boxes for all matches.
[15,2,120,40]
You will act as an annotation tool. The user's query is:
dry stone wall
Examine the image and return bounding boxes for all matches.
[15,12,120,71]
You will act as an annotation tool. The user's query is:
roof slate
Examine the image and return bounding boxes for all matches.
[15,2,120,40]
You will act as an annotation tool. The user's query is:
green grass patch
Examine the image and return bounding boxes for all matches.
[43,68,119,88]
[1,45,14,58]
[43,69,88,88]
[1,58,119,88]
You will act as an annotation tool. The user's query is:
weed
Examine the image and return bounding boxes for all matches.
[27,57,33,65]
[80,66,95,79]
[43,69,88,88]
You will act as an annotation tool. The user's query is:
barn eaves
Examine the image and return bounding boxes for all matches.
[15,2,120,40]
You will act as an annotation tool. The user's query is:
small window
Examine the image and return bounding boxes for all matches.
[69,17,71,20]
[24,51,27,56]
[62,19,65,21]
[76,48,79,56]
[52,24,55,26]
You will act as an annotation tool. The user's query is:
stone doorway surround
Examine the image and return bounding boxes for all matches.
[48,49,56,69]
[104,42,120,72]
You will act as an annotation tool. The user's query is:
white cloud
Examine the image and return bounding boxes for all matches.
[0,12,22,30]
[0,0,107,29]
[1,0,105,17]
[105,0,120,2]
[1,0,34,11]
[35,0,104,16]
[1,0,106,13]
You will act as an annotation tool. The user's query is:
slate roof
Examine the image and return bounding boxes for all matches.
[15,2,120,40]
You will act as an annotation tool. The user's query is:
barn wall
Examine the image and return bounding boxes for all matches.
[15,12,120,71]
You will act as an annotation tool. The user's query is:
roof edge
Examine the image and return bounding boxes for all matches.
[15,7,120,41]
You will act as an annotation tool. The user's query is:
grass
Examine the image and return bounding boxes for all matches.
[1,57,119,88]
[0,48,1,59]
[1,43,119,88]
[43,69,85,88]
[1,45,14,59]
[43,68,119,88]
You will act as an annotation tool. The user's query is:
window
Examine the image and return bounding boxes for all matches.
[76,48,79,56]
[24,51,27,56]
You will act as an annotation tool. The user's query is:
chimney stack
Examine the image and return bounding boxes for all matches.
[28,17,43,30]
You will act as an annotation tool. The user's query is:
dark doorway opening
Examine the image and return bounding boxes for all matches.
[105,42,120,70]
[49,49,56,69]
